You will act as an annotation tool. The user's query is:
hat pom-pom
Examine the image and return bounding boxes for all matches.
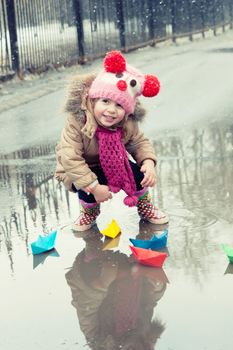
[104,51,126,73]
[123,195,138,207]
[143,75,160,97]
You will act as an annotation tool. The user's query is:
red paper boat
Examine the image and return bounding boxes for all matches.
[130,246,167,268]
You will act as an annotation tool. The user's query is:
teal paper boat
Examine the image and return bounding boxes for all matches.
[129,229,168,250]
[222,244,233,264]
[31,230,57,255]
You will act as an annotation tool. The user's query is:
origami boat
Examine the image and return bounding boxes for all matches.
[31,230,57,255]
[129,229,168,250]
[100,219,121,239]
[130,246,167,268]
[222,244,233,263]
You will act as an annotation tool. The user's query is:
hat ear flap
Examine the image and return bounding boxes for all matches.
[104,50,126,73]
[142,75,160,97]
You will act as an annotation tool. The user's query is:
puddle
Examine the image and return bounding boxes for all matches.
[0,121,233,349]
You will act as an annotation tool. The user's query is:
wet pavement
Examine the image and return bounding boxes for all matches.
[1,31,233,350]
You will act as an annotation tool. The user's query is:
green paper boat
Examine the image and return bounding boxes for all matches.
[222,244,233,263]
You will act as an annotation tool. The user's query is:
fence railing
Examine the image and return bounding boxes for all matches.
[1,0,233,81]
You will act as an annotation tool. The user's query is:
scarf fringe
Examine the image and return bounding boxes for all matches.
[123,195,138,207]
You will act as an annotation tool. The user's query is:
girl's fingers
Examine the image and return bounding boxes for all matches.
[140,179,146,186]
[143,177,156,187]
[141,172,157,187]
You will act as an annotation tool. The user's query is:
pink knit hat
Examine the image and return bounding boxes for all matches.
[89,51,160,114]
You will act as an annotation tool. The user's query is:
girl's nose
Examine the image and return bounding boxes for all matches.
[107,103,116,114]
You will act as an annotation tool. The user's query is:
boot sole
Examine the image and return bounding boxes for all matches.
[72,223,94,232]
[144,215,169,225]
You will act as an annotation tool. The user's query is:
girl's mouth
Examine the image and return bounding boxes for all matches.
[104,115,115,122]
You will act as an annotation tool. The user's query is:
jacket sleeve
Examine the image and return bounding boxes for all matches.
[125,121,157,166]
[56,115,97,189]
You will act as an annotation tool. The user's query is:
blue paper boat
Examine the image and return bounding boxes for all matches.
[31,230,57,255]
[129,229,168,250]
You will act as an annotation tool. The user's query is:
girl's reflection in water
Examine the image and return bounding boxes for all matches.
[66,226,167,350]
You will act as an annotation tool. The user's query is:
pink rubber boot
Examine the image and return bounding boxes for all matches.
[136,190,169,225]
[72,200,100,232]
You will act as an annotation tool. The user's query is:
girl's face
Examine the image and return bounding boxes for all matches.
[93,98,126,127]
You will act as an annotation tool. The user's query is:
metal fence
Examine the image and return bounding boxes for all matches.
[1,0,233,80]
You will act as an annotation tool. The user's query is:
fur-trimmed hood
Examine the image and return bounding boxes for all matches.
[64,73,146,122]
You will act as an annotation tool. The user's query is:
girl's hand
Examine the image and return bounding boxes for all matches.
[92,184,112,203]
[140,159,157,187]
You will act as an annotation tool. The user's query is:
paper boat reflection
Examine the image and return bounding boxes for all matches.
[129,229,168,250]
[102,235,120,250]
[101,219,121,239]
[130,246,167,268]
[224,263,233,275]
[222,244,233,263]
[33,249,60,268]
[31,230,57,255]
[134,264,169,284]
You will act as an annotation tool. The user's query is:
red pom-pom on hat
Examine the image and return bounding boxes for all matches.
[104,51,126,73]
[142,75,160,97]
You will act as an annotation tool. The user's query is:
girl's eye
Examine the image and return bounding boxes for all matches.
[102,99,109,103]
[116,103,123,109]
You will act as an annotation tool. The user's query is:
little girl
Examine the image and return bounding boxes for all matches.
[55,51,168,231]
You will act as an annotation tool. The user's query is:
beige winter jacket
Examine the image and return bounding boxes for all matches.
[55,74,157,192]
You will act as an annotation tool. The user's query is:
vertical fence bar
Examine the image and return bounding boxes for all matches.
[34,0,44,70]
[200,0,206,38]
[19,0,34,71]
[46,0,55,66]
[50,0,60,66]
[87,0,95,57]
[212,0,217,35]
[115,0,126,51]
[187,0,193,41]
[220,1,225,32]
[15,0,26,71]
[72,0,85,63]
[25,0,37,70]
[5,0,20,73]
[170,0,176,42]
[1,0,11,74]
[230,0,233,29]
[147,0,155,43]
